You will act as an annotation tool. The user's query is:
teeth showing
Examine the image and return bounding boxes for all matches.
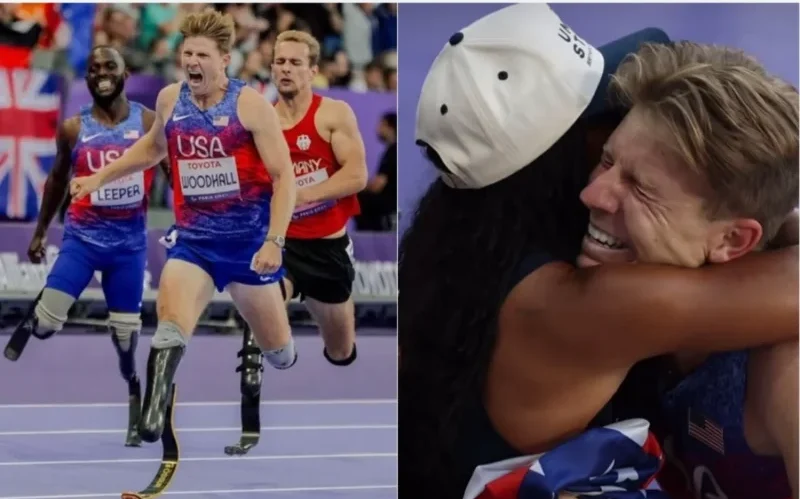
[97,80,112,91]
[587,224,625,249]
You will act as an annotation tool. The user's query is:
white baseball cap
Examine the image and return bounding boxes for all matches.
[415,3,670,189]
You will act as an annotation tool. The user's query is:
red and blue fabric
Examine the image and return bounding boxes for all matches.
[464,419,668,499]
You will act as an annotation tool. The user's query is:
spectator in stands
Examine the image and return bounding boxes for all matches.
[0,4,43,68]
[384,66,396,92]
[279,3,344,55]
[364,60,385,91]
[82,3,397,94]
[94,5,149,73]
[372,3,397,54]
[218,3,269,77]
[342,4,374,72]
[356,112,397,231]
[238,47,278,102]
[137,4,181,55]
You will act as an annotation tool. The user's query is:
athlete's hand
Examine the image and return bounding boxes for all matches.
[252,240,282,275]
[27,234,46,264]
[69,174,102,201]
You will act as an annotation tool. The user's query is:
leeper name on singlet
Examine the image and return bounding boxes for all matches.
[176,135,241,203]
[292,157,335,219]
[85,148,145,209]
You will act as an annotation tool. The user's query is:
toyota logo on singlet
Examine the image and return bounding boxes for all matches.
[296,135,311,151]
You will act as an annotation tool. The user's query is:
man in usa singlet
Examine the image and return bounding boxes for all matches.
[4,46,168,448]
[577,45,798,499]
[642,347,796,499]
[68,8,298,446]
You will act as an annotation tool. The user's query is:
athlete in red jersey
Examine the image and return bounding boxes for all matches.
[70,9,297,455]
[273,29,366,363]
[226,30,370,455]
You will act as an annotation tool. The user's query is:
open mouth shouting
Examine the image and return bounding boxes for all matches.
[186,68,204,87]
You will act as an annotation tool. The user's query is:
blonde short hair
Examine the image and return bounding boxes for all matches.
[611,41,799,241]
[275,30,321,66]
[180,8,236,54]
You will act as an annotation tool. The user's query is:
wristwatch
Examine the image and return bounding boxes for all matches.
[266,235,286,248]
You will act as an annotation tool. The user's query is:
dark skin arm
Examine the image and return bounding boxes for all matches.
[142,108,171,187]
[29,117,79,263]
[508,246,798,368]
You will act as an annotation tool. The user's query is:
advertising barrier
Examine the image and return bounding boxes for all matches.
[0,224,397,305]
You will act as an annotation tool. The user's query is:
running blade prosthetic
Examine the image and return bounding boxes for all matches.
[121,384,179,499]
[224,326,262,456]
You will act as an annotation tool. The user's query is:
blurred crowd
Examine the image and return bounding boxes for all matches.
[2,3,398,94]
[96,3,397,96]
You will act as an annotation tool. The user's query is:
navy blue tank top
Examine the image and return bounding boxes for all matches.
[657,352,790,499]
[65,102,155,251]
[453,250,614,493]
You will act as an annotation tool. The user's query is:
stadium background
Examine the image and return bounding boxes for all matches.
[0,3,398,334]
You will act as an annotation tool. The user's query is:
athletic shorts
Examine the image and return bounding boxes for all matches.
[283,234,355,304]
[164,229,285,293]
[46,234,146,313]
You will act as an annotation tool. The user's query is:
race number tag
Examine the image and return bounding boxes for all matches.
[90,172,145,209]
[178,157,241,203]
[293,168,335,219]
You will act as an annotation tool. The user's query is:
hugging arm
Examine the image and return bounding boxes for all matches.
[509,246,798,365]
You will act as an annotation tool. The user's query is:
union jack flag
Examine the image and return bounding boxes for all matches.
[464,419,668,499]
[0,67,61,220]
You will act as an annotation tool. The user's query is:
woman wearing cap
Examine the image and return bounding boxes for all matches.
[398,4,798,499]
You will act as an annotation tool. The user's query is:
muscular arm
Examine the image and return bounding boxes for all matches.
[238,86,295,238]
[142,108,172,187]
[302,99,368,203]
[35,117,77,236]
[94,85,175,187]
[509,246,798,366]
[748,341,798,498]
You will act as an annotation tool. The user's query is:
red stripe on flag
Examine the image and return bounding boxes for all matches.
[477,466,528,499]
[641,431,665,489]
[0,46,33,69]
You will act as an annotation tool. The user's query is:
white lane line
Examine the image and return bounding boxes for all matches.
[0,399,396,409]
[0,424,397,436]
[0,484,397,499]
[0,452,397,467]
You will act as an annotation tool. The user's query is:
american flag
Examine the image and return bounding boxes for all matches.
[0,67,60,220]
[464,419,668,499]
[688,409,725,455]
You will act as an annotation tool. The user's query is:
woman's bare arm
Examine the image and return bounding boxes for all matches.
[508,246,798,367]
